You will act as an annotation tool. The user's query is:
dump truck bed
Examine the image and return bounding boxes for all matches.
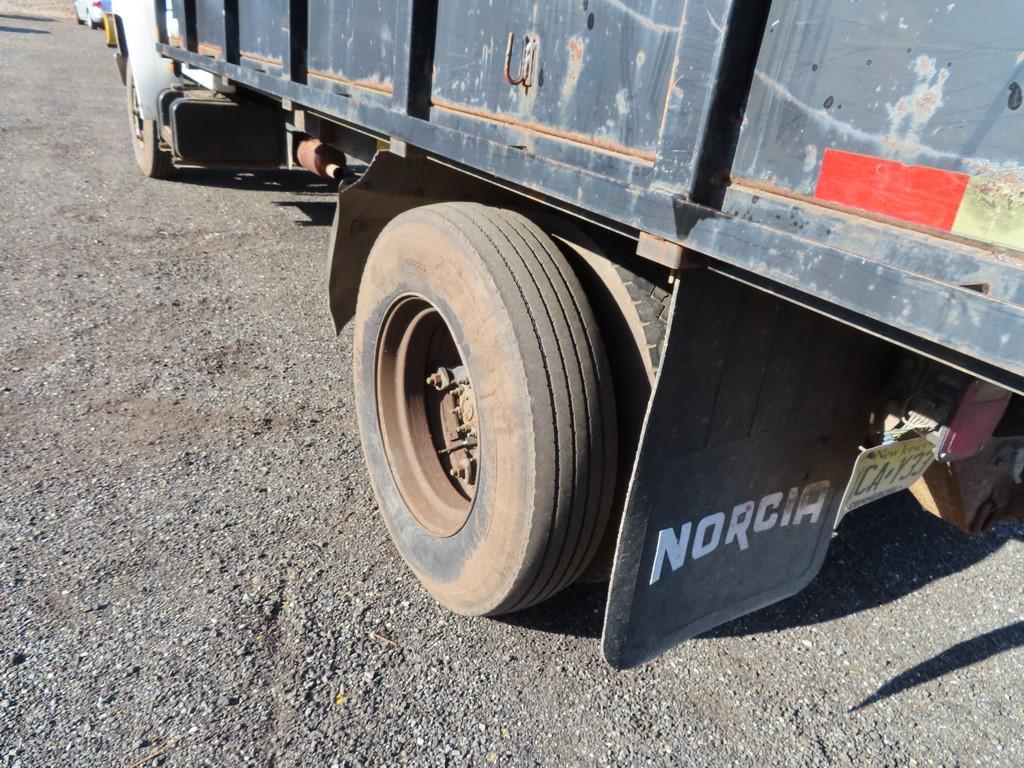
[156,0,1024,393]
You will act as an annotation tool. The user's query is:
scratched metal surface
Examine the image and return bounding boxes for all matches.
[735,0,1024,193]
[306,0,397,97]
[154,0,1024,392]
[236,0,286,72]
[193,0,225,54]
[721,185,1024,305]
[430,1,680,162]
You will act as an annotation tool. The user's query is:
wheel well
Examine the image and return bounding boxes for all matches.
[330,152,672,579]
[328,151,671,336]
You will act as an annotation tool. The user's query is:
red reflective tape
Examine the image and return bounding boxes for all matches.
[815,149,970,232]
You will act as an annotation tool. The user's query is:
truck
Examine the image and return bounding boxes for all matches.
[109,0,1024,668]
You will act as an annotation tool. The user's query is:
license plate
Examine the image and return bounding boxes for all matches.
[837,437,936,521]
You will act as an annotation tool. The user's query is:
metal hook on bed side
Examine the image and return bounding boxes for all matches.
[503,32,537,91]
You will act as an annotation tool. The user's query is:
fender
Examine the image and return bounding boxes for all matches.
[326,153,517,331]
[111,0,179,121]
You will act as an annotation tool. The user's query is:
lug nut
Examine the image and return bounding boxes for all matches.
[451,456,476,485]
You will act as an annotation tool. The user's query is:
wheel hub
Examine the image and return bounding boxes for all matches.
[426,366,478,487]
[375,297,479,538]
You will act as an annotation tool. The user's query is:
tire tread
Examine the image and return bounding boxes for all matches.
[431,203,614,612]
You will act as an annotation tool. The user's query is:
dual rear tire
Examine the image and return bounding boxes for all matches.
[354,203,617,615]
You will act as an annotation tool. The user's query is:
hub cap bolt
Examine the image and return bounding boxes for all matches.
[449,456,476,485]
[426,368,453,391]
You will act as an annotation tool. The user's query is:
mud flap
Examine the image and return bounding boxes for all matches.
[602,271,885,669]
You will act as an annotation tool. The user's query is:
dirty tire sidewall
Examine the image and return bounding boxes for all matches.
[126,65,174,179]
[354,204,615,616]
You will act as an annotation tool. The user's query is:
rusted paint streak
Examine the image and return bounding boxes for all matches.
[240,51,284,68]
[954,176,1024,252]
[964,159,1024,188]
[307,69,394,96]
[197,42,222,58]
[430,98,656,163]
[568,37,583,63]
[886,56,949,145]
[561,35,586,104]
[168,33,183,49]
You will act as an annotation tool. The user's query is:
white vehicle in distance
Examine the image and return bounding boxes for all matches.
[73,0,109,29]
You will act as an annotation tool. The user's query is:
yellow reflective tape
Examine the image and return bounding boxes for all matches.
[952,175,1024,251]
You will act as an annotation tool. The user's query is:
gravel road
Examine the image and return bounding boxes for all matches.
[1,11,1023,768]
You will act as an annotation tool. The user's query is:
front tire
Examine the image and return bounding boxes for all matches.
[354,203,617,616]
[125,65,174,179]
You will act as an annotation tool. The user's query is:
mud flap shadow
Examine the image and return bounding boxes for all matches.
[602,270,886,668]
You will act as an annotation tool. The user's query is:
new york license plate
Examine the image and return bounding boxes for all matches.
[838,437,936,520]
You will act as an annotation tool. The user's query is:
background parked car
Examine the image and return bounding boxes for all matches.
[73,0,109,29]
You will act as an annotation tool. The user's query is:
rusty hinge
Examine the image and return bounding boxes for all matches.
[636,232,702,271]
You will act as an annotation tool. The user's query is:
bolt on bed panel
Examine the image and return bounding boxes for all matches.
[306,0,398,99]
[430,0,682,163]
[735,0,1024,252]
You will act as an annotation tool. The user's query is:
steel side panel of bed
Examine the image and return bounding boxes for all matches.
[154,0,1024,394]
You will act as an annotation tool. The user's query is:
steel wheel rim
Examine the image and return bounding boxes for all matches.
[129,78,145,144]
[375,295,479,538]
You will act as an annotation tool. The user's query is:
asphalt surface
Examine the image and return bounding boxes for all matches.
[2,11,1023,768]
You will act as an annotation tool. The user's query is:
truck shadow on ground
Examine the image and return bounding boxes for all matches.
[171,169,338,226]
[716,495,1024,707]
[503,494,1023,685]
[852,619,1024,709]
[173,168,334,195]
[704,493,1022,637]
[272,200,335,227]
[0,24,49,34]
[0,13,55,22]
